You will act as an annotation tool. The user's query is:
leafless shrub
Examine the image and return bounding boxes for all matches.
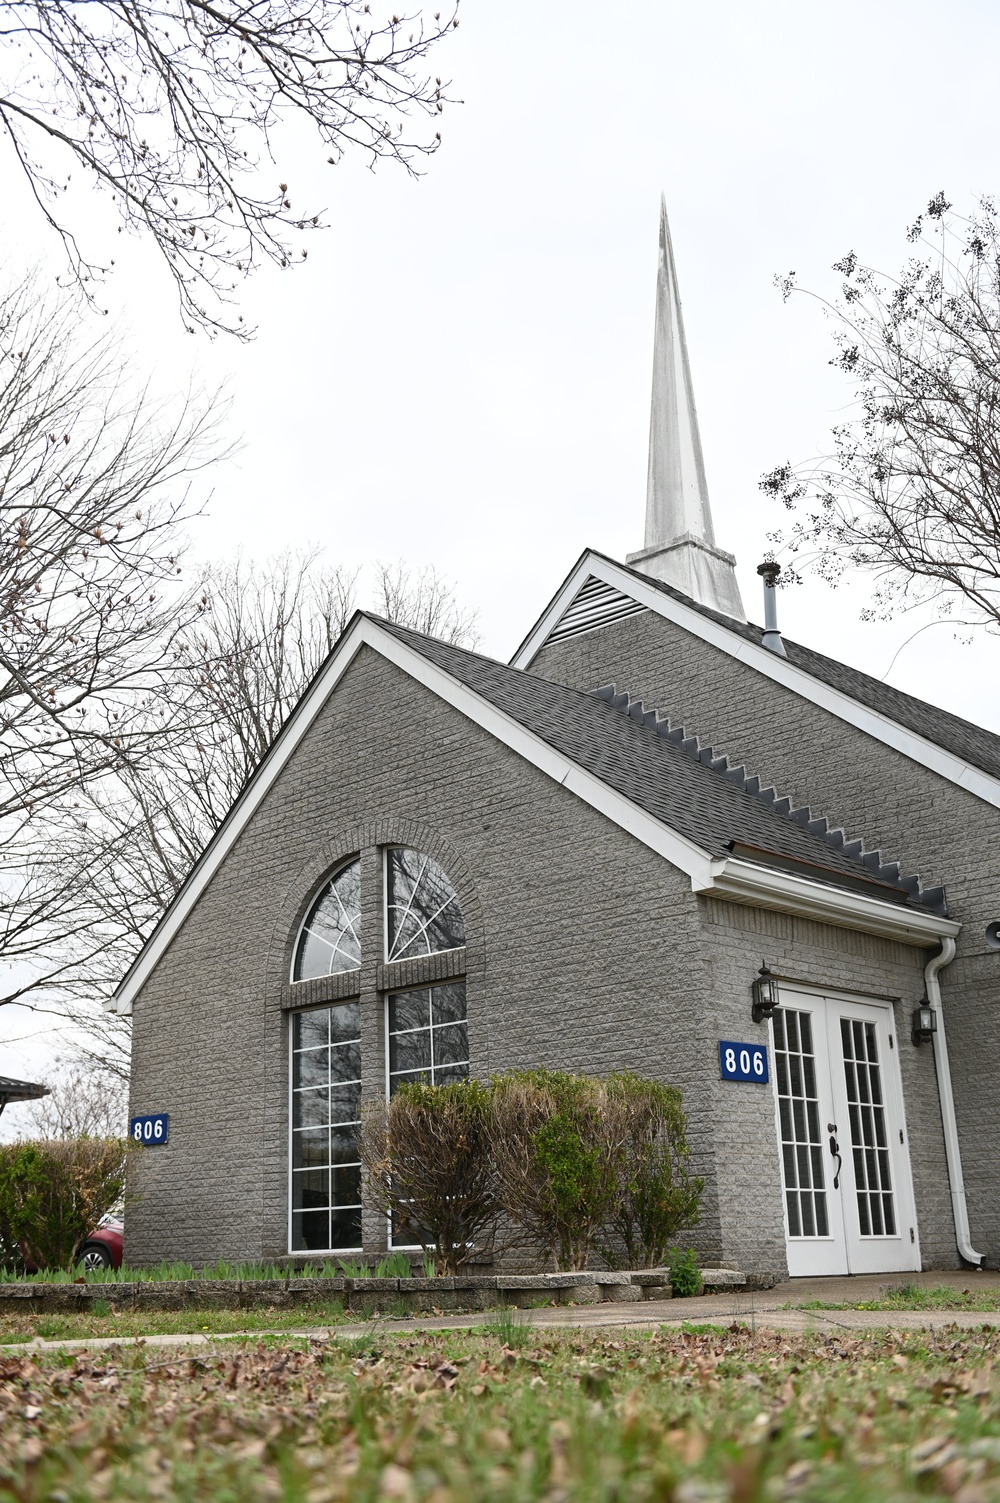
[358,1080,495,1275]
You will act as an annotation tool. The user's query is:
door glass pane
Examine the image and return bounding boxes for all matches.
[774,1007,828,1238]
[840,1017,896,1237]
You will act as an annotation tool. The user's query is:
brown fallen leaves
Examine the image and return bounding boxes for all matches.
[1,1325,1000,1501]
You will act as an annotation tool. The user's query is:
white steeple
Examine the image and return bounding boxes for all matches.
[626,196,746,622]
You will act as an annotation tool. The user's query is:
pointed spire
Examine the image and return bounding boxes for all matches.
[626,197,746,622]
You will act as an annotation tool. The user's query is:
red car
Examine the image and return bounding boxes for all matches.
[77,1211,124,1272]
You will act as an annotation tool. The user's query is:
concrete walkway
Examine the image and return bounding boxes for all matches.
[4,1269,999,1355]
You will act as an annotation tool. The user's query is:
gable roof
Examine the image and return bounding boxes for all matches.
[110,611,959,1014]
[511,550,1000,809]
[378,620,939,909]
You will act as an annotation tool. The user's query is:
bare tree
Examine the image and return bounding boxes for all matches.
[2,551,356,1020]
[6,549,477,1076]
[0,273,222,833]
[21,1058,128,1138]
[0,1,459,335]
[763,194,1000,634]
[0,272,227,1034]
[373,559,480,645]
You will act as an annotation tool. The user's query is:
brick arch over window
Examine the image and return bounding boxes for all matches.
[262,817,486,1005]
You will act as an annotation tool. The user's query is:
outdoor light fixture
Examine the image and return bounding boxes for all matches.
[911,1001,938,1047]
[751,963,780,1024]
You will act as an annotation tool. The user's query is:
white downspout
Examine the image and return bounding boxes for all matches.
[925,937,984,1267]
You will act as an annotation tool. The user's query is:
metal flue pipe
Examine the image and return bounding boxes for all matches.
[757,559,787,657]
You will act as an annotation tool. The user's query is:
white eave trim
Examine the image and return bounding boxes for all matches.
[699,857,961,946]
[512,551,1000,813]
[111,614,957,1015]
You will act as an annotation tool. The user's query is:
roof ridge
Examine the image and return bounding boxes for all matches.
[592,682,947,916]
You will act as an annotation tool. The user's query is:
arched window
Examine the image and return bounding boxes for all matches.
[293,860,362,980]
[385,848,466,961]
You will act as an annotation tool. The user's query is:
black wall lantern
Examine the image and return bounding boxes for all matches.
[911,1001,938,1047]
[751,963,780,1024]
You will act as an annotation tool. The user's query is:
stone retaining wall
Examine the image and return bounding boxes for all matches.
[0,1267,749,1317]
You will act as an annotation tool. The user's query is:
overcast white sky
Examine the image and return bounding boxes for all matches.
[4,0,1000,1096]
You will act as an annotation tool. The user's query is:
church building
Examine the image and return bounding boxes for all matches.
[116,200,1000,1284]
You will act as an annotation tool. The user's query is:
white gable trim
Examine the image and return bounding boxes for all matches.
[512,551,1000,812]
[110,614,956,1014]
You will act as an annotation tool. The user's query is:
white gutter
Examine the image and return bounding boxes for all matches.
[925,937,984,1268]
[697,856,961,948]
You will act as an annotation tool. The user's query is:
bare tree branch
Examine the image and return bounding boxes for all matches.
[3,548,477,1079]
[763,194,1000,634]
[0,0,459,336]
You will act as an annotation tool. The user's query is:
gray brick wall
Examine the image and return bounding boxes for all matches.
[127,635,960,1280]
[531,608,1000,1266]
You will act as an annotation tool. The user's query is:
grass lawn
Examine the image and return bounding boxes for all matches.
[3,1317,1000,1501]
[796,1282,1000,1313]
[0,1300,353,1345]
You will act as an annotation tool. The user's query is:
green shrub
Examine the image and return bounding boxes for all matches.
[667,1246,704,1298]
[603,1072,703,1268]
[489,1070,630,1272]
[358,1079,496,1276]
[0,1138,131,1273]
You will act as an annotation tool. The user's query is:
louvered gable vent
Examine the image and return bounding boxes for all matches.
[545,576,648,645]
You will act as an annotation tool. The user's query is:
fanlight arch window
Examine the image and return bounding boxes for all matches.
[385,848,466,962]
[293,860,362,980]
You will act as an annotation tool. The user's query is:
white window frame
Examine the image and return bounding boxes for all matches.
[383,979,470,1251]
[290,856,363,984]
[382,846,466,964]
[286,1003,364,1258]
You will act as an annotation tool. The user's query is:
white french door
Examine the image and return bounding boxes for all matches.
[771,987,920,1278]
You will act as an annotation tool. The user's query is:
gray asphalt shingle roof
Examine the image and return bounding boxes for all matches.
[595,552,1000,785]
[376,617,929,910]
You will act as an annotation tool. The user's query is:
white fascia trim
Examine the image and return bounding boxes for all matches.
[700,856,962,947]
[109,616,717,1015]
[512,552,1000,812]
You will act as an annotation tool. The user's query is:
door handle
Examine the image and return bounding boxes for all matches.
[827,1122,842,1190]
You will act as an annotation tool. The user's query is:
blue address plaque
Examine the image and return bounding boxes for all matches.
[719,1041,769,1084]
[130,1112,169,1146]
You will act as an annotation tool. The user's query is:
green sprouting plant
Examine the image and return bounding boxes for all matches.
[337,1258,372,1279]
[421,1254,438,1279]
[486,1304,531,1348]
[338,1321,382,1358]
[375,1251,412,1279]
[667,1246,703,1298]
